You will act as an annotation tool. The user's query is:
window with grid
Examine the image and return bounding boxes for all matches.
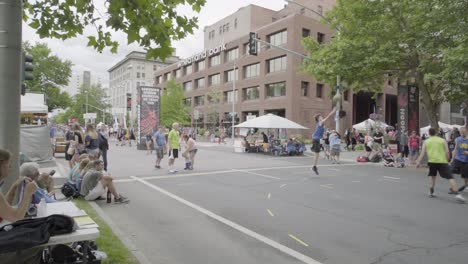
[224,90,238,103]
[197,60,205,71]
[185,64,193,75]
[183,81,192,92]
[266,82,286,98]
[316,83,323,98]
[136,72,140,78]
[209,73,221,86]
[210,55,220,67]
[268,30,287,47]
[302,28,310,38]
[267,56,287,73]
[156,76,162,84]
[196,78,205,89]
[165,72,171,81]
[243,86,260,101]
[175,69,182,78]
[244,63,260,78]
[142,73,145,78]
[183,98,192,107]
[225,48,239,62]
[194,96,204,106]
[301,81,309,96]
[225,69,239,82]
[317,32,325,44]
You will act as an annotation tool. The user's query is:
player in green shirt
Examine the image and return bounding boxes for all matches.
[168,122,180,173]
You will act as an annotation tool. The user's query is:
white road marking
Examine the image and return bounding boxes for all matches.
[289,234,309,247]
[328,168,341,172]
[280,184,287,188]
[131,176,322,264]
[267,209,275,217]
[268,193,271,199]
[383,176,400,180]
[177,182,196,186]
[352,181,361,183]
[320,184,334,189]
[379,179,400,183]
[233,169,281,180]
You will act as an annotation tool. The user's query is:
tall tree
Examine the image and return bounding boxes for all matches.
[206,87,223,129]
[23,0,206,60]
[160,80,190,127]
[302,0,468,129]
[23,42,73,111]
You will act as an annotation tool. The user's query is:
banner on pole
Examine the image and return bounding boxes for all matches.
[137,86,161,150]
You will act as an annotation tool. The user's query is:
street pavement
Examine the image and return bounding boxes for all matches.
[56,140,468,264]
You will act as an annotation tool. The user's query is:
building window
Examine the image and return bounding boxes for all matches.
[225,69,239,82]
[268,30,287,47]
[137,72,140,78]
[317,32,325,44]
[195,78,205,89]
[267,56,287,73]
[316,83,323,98]
[184,64,193,75]
[165,72,171,81]
[317,5,323,16]
[210,55,220,67]
[234,18,238,29]
[225,48,239,62]
[194,95,204,106]
[344,90,349,101]
[302,28,310,38]
[155,76,162,84]
[243,43,249,55]
[301,81,309,96]
[142,73,145,78]
[183,98,192,107]
[136,81,140,87]
[196,60,205,71]
[244,63,260,78]
[243,86,260,101]
[219,26,222,35]
[266,82,286,98]
[175,68,182,78]
[224,90,238,103]
[183,81,192,92]
[209,73,221,86]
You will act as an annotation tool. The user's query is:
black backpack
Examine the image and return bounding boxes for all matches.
[61,182,81,199]
[0,214,76,254]
[98,133,109,150]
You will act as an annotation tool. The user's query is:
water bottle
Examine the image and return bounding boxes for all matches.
[106,190,112,203]
[37,198,47,217]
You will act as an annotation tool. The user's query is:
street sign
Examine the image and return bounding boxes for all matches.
[83,113,97,119]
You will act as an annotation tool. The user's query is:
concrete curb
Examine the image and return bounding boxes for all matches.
[89,201,152,264]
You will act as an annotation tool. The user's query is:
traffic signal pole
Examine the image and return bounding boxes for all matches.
[0,0,23,191]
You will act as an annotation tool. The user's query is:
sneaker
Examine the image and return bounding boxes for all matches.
[312,166,319,175]
[459,185,466,192]
[114,195,130,204]
[448,188,458,195]
[429,187,435,197]
[455,194,466,203]
[169,170,176,174]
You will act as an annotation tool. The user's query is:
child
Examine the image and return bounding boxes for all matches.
[329,131,341,164]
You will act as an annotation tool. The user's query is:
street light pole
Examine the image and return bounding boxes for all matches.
[86,91,88,114]
[232,61,236,145]
[286,0,342,133]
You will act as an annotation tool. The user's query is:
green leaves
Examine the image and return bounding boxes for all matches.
[160,80,190,127]
[23,0,207,60]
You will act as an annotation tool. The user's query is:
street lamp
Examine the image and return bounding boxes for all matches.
[286,0,343,133]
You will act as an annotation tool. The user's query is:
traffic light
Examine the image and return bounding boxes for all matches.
[248,32,258,56]
[21,53,34,95]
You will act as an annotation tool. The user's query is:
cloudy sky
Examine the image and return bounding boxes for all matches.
[23,0,286,88]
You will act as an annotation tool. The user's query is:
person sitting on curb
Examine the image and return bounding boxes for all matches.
[80,160,129,203]
[19,162,56,203]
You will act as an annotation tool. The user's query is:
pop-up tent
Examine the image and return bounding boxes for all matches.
[234,114,308,129]
[419,121,452,135]
[352,119,389,131]
[21,93,47,113]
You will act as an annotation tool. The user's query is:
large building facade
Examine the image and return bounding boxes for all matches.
[108,51,179,125]
[154,1,399,135]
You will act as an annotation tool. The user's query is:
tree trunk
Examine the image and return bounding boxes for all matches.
[418,77,441,131]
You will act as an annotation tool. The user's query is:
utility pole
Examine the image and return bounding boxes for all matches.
[231,61,236,144]
[0,0,23,191]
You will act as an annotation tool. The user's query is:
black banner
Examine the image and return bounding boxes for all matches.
[398,86,408,140]
[137,86,161,150]
[407,85,419,133]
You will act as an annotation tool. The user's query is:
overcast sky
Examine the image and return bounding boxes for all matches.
[22,0,286,88]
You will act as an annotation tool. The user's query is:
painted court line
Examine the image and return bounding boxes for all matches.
[320,184,334,189]
[352,181,361,183]
[280,184,287,188]
[289,234,309,247]
[268,193,271,200]
[267,209,275,217]
[131,176,322,264]
[328,168,341,172]
[383,176,400,180]
[233,169,281,180]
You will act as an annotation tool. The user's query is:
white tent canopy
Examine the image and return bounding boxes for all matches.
[419,121,452,135]
[352,119,389,131]
[234,114,308,129]
[21,93,47,113]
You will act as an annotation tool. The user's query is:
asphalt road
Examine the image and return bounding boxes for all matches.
[77,141,468,264]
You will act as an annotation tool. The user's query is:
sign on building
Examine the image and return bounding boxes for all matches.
[137,86,161,150]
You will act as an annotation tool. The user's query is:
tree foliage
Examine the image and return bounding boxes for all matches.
[205,87,223,128]
[302,0,468,128]
[23,0,206,60]
[55,84,110,124]
[160,80,190,127]
[23,42,73,111]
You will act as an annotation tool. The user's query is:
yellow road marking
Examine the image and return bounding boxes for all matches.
[289,234,309,247]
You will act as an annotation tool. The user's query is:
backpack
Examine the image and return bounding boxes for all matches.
[0,214,76,254]
[61,182,81,199]
[98,133,109,150]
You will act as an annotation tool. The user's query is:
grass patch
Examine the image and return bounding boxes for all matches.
[73,199,139,264]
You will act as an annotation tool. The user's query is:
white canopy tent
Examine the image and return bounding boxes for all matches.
[352,119,389,131]
[21,93,47,113]
[234,114,308,129]
[419,121,453,135]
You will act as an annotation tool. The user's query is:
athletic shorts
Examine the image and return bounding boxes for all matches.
[312,140,321,153]
[427,163,453,179]
[169,149,179,159]
[155,147,164,159]
[409,149,419,156]
[85,182,106,201]
[330,149,340,157]
[453,159,468,179]
[365,145,372,152]
[190,149,198,155]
